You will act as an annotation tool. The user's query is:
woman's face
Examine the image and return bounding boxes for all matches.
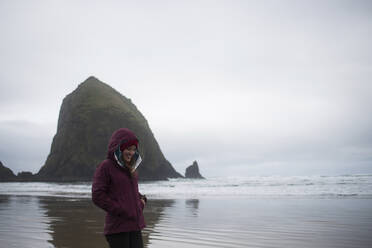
[122,145,137,165]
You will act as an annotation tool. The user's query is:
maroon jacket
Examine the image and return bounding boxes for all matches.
[92,128,146,235]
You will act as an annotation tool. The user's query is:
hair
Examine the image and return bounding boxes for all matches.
[122,149,138,177]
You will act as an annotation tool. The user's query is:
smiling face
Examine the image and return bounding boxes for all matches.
[122,145,137,166]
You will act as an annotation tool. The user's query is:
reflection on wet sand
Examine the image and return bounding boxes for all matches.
[3,195,372,248]
[0,195,53,248]
[0,195,175,248]
[142,199,176,248]
[40,197,175,248]
[39,197,106,248]
[185,199,199,217]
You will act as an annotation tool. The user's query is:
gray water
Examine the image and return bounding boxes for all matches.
[0,195,371,248]
[1,175,371,198]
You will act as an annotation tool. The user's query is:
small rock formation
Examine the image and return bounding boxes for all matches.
[0,161,16,181]
[17,171,35,181]
[37,76,182,181]
[185,161,205,179]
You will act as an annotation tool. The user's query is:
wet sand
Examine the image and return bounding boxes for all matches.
[1,195,372,248]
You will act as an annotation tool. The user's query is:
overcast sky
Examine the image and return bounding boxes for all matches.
[0,0,371,177]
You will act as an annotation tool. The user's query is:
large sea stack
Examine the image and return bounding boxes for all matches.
[37,76,182,181]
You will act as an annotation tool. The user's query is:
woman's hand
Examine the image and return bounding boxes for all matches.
[140,194,147,207]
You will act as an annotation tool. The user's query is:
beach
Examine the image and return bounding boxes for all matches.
[1,194,372,248]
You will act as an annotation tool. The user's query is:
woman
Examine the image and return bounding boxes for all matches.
[92,128,147,248]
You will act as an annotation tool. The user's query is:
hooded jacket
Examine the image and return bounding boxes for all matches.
[92,128,146,235]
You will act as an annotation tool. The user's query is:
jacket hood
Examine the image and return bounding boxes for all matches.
[107,128,139,161]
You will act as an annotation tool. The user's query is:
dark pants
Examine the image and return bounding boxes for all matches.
[105,231,144,248]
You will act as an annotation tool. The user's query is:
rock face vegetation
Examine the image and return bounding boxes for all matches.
[37,76,182,181]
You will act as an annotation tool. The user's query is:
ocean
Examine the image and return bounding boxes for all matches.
[1,175,371,199]
[1,175,372,248]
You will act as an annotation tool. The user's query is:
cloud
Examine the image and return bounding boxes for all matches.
[0,0,371,176]
[0,120,54,174]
